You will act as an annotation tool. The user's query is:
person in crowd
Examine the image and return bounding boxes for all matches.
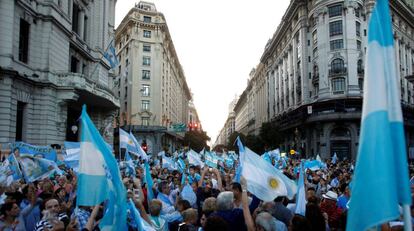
[255,211,287,231]
[320,191,342,230]
[305,202,327,231]
[270,196,293,227]
[0,196,36,231]
[34,198,69,231]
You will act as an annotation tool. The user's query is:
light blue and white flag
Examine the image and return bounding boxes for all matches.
[177,158,186,172]
[19,156,61,182]
[187,149,204,167]
[347,0,412,230]
[129,132,149,161]
[64,141,80,171]
[10,142,57,161]
[241,147,288,202]
[144,160,154,202]
[127,199,155,231]
[295,161,306,216]
[262,152,272,164]
[162,155,177,171]
[125,152,136,177]
[7,154,22,180]
[270,149,281,161]
[103,40,119,69]
[77,105,127,231]
[205,152,218,168]
[304,160,324,171]
[119,129,137,152]
[234,136,245,183]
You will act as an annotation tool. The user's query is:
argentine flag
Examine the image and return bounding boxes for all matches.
[295,161,306,216]
[103,40,119,69]
[129,131,149,161]
[119,128,137,153]
[78,106,127,231]
[241,147,288,202]
[347,0,412,230]
[187,149,204,167]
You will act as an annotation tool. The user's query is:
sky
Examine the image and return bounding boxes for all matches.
[115,0,291,145]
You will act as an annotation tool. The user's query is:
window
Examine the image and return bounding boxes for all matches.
[83,15,88,41]
[143,16,151,23]
[15,101,26,141]
[142,84,150,96]
[330,21,343,36]
[329,5,343,17]
[330,39,343,50]
[142,70,150,79]
[19,19,30,63]
[332,78,346,94]
[142,117,150,126]
[357,59,363,74]
[141,100,150,111]
[143,30,151,38]
[143,44,151,52]
[358,78,364,91]
[331,59,345,73]
[71,56,79,73]
[72,3,80,34]
[356,21,361,37]
[355,7,360,18]
[143,56,151,66]
[357,40,362,50]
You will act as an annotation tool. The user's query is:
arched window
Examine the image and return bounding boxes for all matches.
[331,59,345,73]
[332,77,346,94]
[357,59,363,74]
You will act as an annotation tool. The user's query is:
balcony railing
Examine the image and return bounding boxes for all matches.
[329,68,347,76]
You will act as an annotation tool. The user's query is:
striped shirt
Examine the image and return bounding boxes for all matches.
[34,213,69,231]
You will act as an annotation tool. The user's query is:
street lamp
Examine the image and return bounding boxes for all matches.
[71,125,78,134]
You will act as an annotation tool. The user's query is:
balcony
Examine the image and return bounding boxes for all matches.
[329,68,347,76]
[312,74,319,83]
[55,72,119,108]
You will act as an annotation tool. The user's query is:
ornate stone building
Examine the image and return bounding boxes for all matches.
[115,1,193,154]
[0,0,119,147]
[234,0,414,159]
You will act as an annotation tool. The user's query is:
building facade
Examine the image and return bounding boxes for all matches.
[0,0,119,147]
[233,0,414,160]
[115,1,193,154]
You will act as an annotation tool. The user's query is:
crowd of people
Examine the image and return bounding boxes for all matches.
[0,148,411,231]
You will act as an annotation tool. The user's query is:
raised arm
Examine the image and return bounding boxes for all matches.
[213,168,223,191]
[240,177,255,231]
[198,166,209,187]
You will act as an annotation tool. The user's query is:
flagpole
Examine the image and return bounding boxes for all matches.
[403,204,412,231]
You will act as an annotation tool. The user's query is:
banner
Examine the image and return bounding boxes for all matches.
[10,142,57,161]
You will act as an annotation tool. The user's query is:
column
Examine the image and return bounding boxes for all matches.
[346,5,361,95]
[78,10,85,39]
[0,0,15,67]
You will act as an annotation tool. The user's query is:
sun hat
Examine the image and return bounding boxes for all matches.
[322,191,338,200]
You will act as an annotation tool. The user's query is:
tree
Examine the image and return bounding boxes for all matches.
[227,131,246,152]
[259,121,284,150]
[245,134,264,154]
[183,130,210,153]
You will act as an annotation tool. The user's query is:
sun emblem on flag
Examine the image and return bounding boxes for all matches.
[128,140,133,145]
[268,177,279,189]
